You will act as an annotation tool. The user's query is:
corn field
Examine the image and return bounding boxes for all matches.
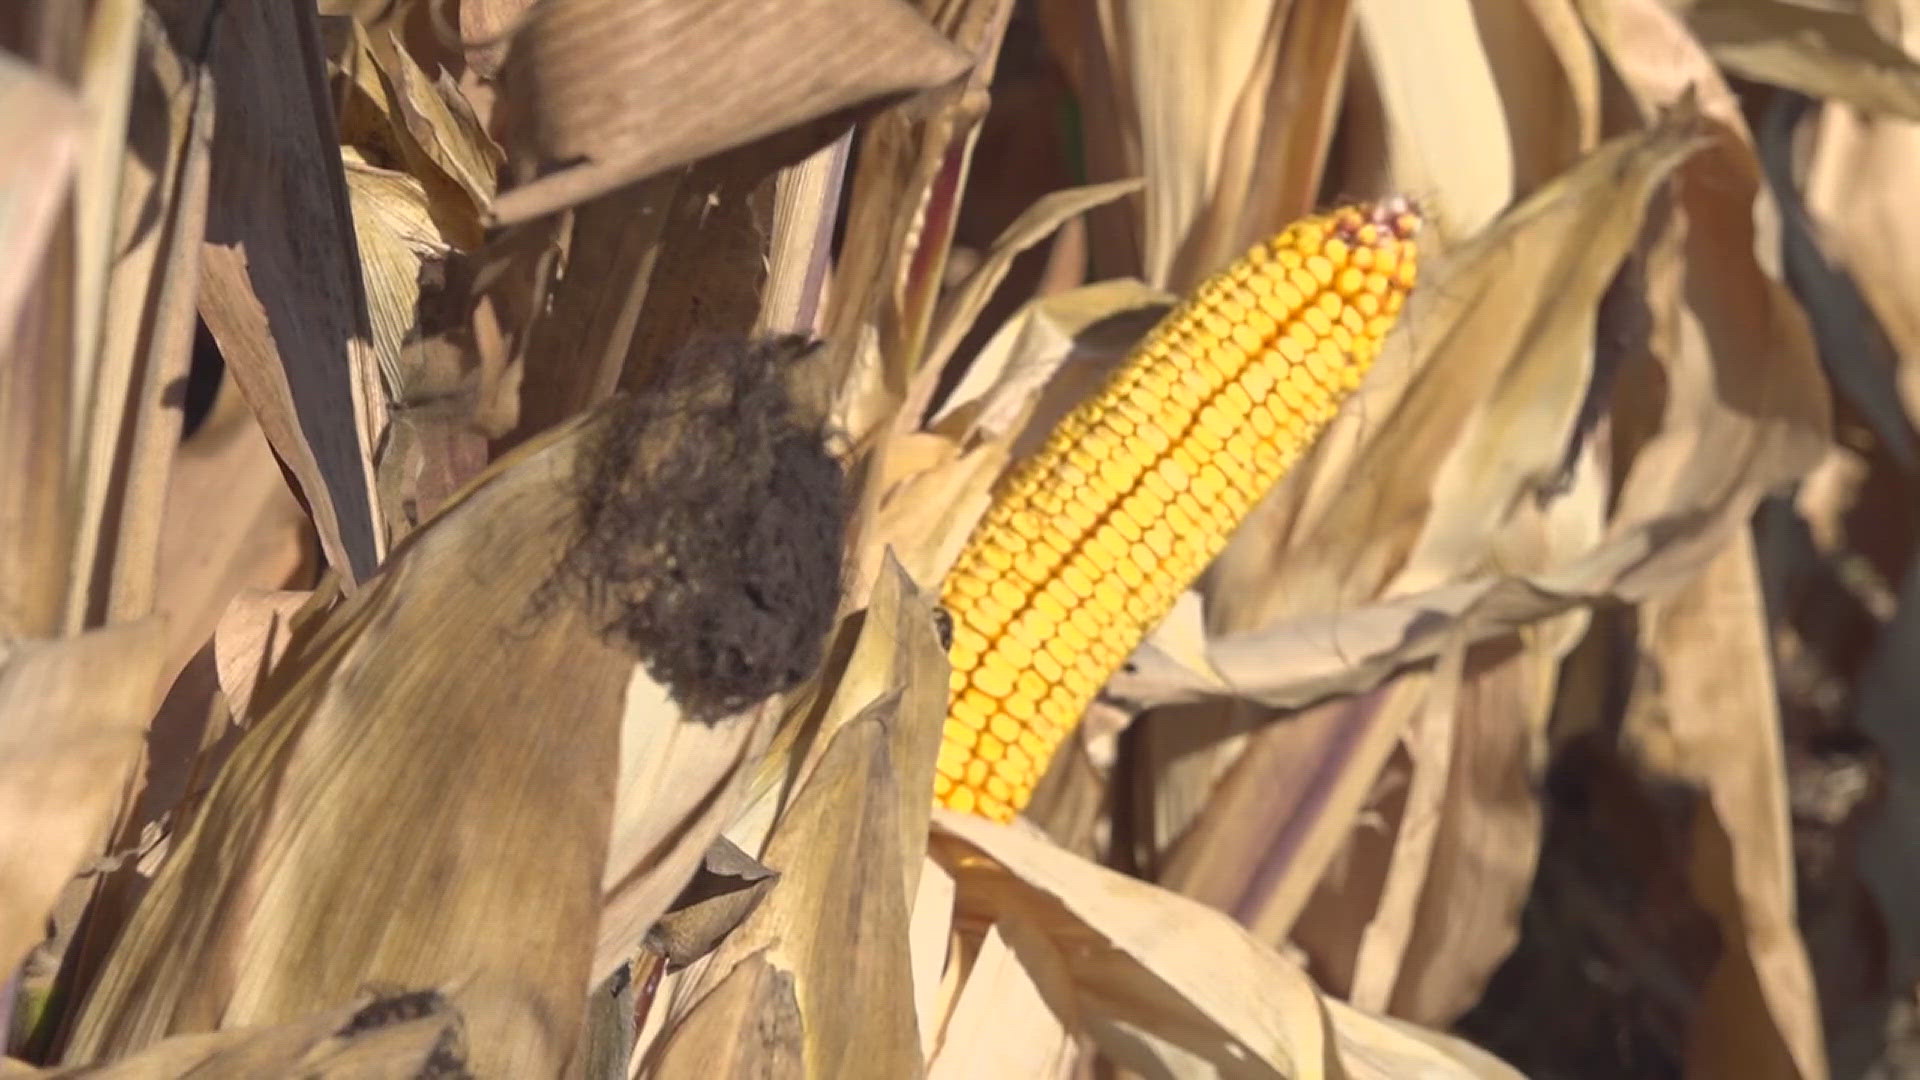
[3,0,1917,1077]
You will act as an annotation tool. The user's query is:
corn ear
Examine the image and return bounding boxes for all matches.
[934,197,1424,822]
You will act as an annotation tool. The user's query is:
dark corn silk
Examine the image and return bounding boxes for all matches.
[934,198,1424,822]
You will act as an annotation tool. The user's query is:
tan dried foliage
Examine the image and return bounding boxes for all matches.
[9,0,1920,1077]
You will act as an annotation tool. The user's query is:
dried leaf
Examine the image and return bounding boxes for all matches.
[1354,0,1514,241]
[1687,0,1920,121]
[190,0,387,585]
[0,54,85,639]
[671,702,920,1077]
[492,0,973,225]
[211,589,311,724]
[151,384,314,679]
[819,0,1012,438]
[0,619,168,978]
[1804,104,1920,438]
[924,925,1074,1079]
[929,811,1525,1078]
[1625,535,1827,1080]
[921,177,1144,378]
[60,410,628,1075]
[641,950,802,1078]
[19,990,464,1077]
[645,839,779,968]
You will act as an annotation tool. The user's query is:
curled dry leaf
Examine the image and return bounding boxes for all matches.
[643,839,779,969]
[1684,0,1920,122]
[928,810,1527,1079]
[650,702,920,1078]
[920,177,1145,379]
[493,0,974,225]
[187,0,387,586]
[0,619,169,982]
[1623,534,1827,1080]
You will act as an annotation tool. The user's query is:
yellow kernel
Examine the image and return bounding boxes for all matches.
[976,542,1013,572]
[947,572,989,599]
[1016,670,1049,700]
[1059,563,1096,598]
[971,661,1017,699]
[989,714,1023,744]
[984,774,1012,803]
[1017,729,1050,761]
[953,688,995,730]
[1305,254,1335,287]
[946,785,976,814]
[975,735,1004,765]
[1032,648,1064,684]
[989,577,1026,612]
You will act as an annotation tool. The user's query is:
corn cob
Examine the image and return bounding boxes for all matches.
[933,196,1423,823]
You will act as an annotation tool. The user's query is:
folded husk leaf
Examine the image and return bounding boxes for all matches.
[492,0,974,225]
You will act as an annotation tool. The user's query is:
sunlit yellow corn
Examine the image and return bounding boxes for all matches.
[933,197,1424,823]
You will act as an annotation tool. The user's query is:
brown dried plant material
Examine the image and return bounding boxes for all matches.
[923,925,1076,1079]
[920,177,1144,381]
[17,989,466,1077]
[821,0,1013,440]
[724,555,948,904]
[83,10,216,632]
[1053,0,1362,290]
[0,54,84,641]
[1624,534,1827,1080]
[185,0,387,586]
[928,811,1528,1079]
[62,337,851,1075]
[1124,106,1706,788]
[650,703,920,1079]
[0,619,168,986]
[1685,0,1920,121]
[491,0,974,225]
[643,839,779,969]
